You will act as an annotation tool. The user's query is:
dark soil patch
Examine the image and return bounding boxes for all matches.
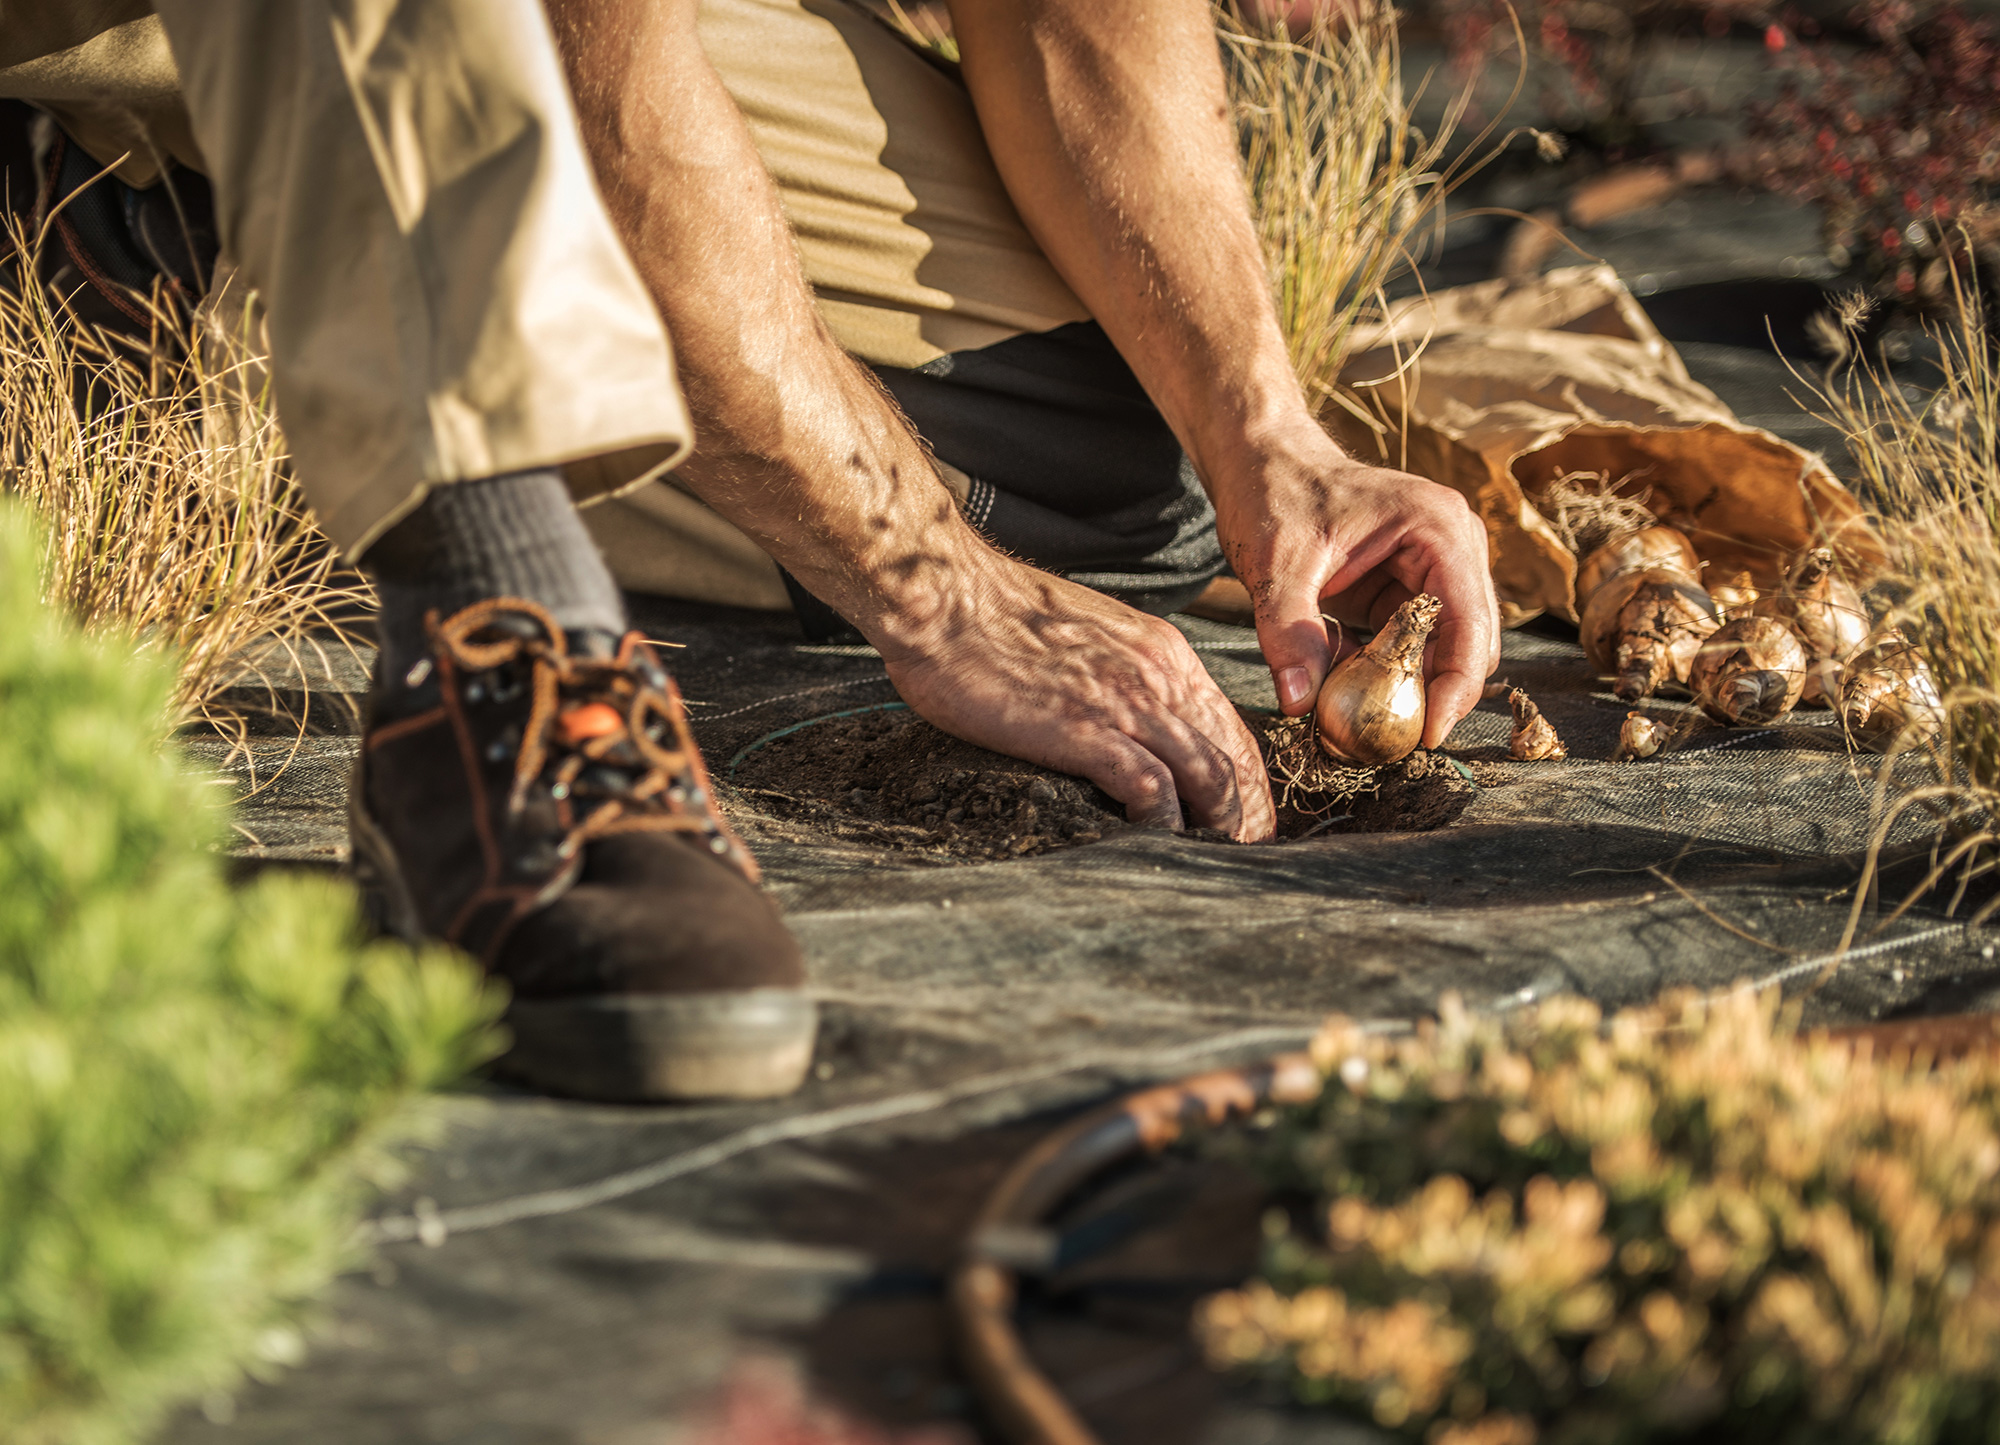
[728,706,1488,861]
[730,707,1127,861]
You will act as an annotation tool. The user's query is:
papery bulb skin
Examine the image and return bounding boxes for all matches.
[1508,689,1566,760]
[1314,594,1441,766]
[1838,629,1944,753]
[1613,711,1668,760]
[1689,616,1807,726]
[1575,525,1700,608]
[1709,569,1760,621]
[1752,548,1870,705]
[1580,567,1722,702]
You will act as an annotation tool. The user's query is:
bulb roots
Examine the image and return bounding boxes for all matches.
[1690,616,1808,726]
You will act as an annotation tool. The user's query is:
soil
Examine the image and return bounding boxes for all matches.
[727,705,1497,862]
[730,707,1126,861]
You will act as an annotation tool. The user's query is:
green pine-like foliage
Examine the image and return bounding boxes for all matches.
[0,499,500,1445]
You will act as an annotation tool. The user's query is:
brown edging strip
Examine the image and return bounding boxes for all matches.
[948,1052,1322,1445]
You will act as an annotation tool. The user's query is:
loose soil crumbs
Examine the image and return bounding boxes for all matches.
[731,708,1124,861]
[729,707,1497,861]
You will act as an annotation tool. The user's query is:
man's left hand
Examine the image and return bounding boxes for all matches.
[1215,429,1501,750]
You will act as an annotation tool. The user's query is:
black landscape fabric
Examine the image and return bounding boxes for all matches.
[167,319,2000,1443]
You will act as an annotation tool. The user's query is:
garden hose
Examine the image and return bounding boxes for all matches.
[949,1051,1322,1445]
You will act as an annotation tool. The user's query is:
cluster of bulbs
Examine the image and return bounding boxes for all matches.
[1303,525,1942,770]
[1576,525,1941,750]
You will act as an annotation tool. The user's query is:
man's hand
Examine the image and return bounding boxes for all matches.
[1215,427,1500,749]
[872,543,1278,842]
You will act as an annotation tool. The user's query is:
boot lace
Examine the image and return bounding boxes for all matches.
[429,598,755,880]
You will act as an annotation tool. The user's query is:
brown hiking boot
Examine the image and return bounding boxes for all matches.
[350,598,814,1101]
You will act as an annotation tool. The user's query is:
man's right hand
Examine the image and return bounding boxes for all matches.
[865,542,1278,844]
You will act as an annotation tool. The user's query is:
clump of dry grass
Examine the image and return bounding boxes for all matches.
[1217,1,1535,417]
[1199,987,2000,1444]
[1809,273,2000,938]
[0,218,367,744]
[1537,470,1659,561]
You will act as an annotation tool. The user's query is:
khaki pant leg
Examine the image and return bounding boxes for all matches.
[583,482,792,613]
[148,0,691,556]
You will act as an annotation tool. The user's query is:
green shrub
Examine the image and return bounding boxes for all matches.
[0,498,500,1445]
[1197,990,2000,1445]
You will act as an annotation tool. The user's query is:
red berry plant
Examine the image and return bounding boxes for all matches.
[1427,0,2000,312]
[1426,0,1779,150]
[1740,2,2000,310]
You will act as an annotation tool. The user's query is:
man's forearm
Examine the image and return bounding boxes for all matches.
[546,0,975,648]
[947,0,1317,495]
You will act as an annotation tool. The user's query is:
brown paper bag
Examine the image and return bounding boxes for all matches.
[1329,266,1878,626]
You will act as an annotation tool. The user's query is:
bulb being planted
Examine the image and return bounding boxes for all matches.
[1508,689,1565,760]
[1314,594,1439,766]
[1613,711,1669,760]
[1690,616,1807,725]
[1752,547,1870,705]
[1581,567,1722,702]
[1839,629,1944,753]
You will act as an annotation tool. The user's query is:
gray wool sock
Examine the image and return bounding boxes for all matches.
[364,468,626,685]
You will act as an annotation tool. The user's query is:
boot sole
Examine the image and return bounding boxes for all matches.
[503,990,816,1102]
[348,759,816,1102]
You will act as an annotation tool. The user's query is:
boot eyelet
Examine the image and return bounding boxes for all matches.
[550,782,570,801]
[465,678,486,704]
[403,658,433,688]
[485,738,513,763]
[708,836,729,854]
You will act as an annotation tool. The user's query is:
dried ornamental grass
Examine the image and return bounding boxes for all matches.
[0,220,368,740]
[1811,274,2000,937]
[1216,2,1527,419]
[865,0,958,61]
[1197,989,2000,1445]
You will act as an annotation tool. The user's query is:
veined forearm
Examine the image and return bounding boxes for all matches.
[948,0,1317,491]
[547,0,976,645]
[549,0,1288,840]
